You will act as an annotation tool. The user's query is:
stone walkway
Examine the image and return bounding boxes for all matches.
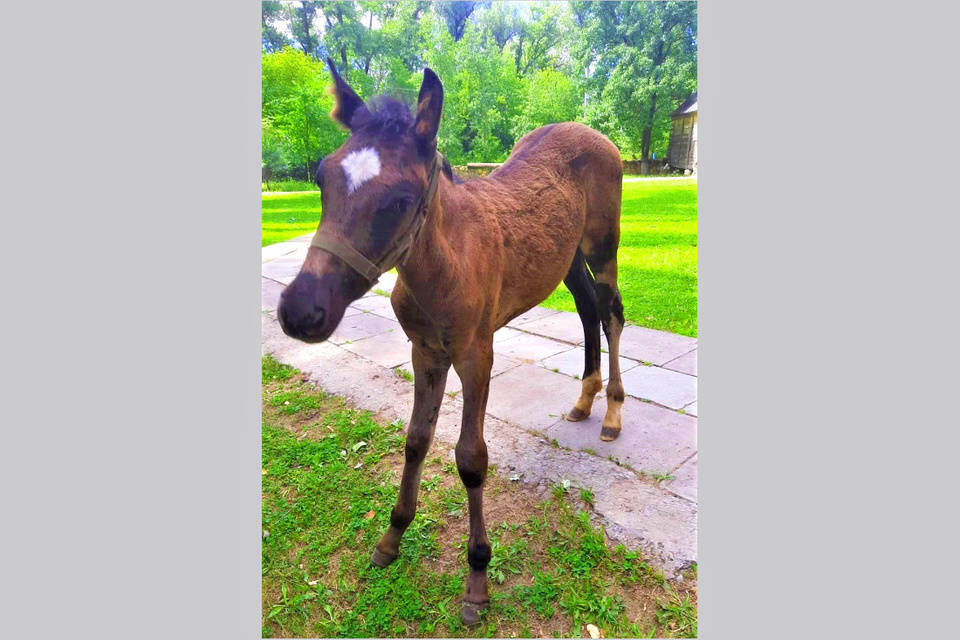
[262,234,697,577]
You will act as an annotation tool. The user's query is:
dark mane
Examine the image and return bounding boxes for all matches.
[352,95,415,138]
[353,96,468,184]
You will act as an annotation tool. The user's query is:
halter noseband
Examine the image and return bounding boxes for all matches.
[310,152,443,284]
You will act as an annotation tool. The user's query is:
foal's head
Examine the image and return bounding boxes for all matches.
[278,60,444,343]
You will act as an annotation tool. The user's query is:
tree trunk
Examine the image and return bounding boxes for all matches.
[641,94,657,163]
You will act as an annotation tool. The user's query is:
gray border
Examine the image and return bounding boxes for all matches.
[5,1,262,638]
[700,0,955,638]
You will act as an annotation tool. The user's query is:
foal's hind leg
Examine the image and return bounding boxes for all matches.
[563,249,603,422]
[585,252,626,441]
[371,344,450,566]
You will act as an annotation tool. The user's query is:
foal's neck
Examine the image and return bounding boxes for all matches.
[395,178,465,310]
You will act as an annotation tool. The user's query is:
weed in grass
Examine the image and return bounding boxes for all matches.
[394,367,414,382]
[656,587,697,637]
[373,288,390,297]
[652,472,675,483]
[580,488,595,505]
[263,355,296,382]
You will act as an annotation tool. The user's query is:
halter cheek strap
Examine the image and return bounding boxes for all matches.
[310,152,443,284]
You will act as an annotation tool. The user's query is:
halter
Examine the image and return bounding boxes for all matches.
[310,152,443,284]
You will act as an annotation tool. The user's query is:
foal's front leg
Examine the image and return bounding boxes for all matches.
[371,345,450,567]
[453,342,494,626]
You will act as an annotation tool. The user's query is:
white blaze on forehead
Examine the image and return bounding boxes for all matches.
[340,147,381,193]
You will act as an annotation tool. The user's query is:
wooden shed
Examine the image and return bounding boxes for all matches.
[667,92,697,172]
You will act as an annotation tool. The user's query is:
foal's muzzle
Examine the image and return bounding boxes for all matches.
[278,272,344,343]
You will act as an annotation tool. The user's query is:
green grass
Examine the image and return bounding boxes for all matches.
[261,191,323,246]
[263,179,319,192]
[541,178,697,336]
[262,355,697,638]
[262,178,697,335]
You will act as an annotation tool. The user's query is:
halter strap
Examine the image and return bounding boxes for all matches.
[310,152,443,284]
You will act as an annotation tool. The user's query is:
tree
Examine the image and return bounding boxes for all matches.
[573,1,697,163]
[259,1,696,168]
[480,2,520,52]
[288,1,323,59]
[262,1,291,53]
[436,1,482,42]
[262,49,348,179]
[512,69,581,139]
[509,3,564,76]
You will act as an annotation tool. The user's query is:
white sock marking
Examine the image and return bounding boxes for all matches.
[341,147,381,193]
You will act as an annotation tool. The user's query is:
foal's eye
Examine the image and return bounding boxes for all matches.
[381,200,408,216]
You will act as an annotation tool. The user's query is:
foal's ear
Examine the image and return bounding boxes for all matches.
[326,57,367,131]
[414,67,444,153]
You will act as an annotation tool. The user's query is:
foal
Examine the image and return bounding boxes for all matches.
[277,60,625,625]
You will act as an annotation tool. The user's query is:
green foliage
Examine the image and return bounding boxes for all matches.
[262,179,318,193]
[574,1,698,160]
[261,2,697,176]
[512,69,580,140]
[262,49,348,180]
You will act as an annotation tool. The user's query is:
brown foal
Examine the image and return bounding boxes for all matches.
[277,60,625,625]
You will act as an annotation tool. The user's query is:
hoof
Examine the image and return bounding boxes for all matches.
[461,600,488,626]
[599,426,621,441]
[566,407,590,422]
[370,547,397,568]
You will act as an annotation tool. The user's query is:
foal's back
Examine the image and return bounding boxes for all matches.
[454,122,623,325]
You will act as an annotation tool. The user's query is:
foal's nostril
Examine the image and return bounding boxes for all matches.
[312,306,326,326]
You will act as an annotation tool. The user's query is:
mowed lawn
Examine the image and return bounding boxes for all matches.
[262,178,697,336]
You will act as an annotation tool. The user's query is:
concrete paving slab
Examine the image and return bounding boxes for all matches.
[493,332,574,363]
[372,271,397,294]
[341,325,413,369]
[262,278,285,312]
[545,395,697,475]
[517,310,587,345]
[493,326,525,345]
[261,242,302,263]
[618,325,697,366]
[540,346,640,381]
[328,313,400,345]
[620,365,697,410]
[664,455,697,503]
[485,364,583,431]
[663,348,697,376]
[261,255,304,285]
[682,401,697,417]
[396,353,523,395]
[445,353,523,394]
[507,305,562,327]
[349,294,397,319]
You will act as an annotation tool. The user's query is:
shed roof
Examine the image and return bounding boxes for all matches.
[671,92,697,117]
